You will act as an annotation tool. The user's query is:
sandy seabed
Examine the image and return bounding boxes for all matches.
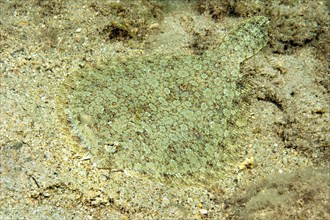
[0,1,328,219]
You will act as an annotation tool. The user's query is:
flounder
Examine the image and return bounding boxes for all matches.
[64,16,269,183]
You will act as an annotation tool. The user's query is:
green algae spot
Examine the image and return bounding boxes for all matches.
[64,16,269,184]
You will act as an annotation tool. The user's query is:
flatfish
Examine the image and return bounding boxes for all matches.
[64,16,269,183]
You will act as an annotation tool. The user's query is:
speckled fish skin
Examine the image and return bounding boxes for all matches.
[65,16,269,181]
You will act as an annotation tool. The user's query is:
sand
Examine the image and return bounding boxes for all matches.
[0,1,328,219]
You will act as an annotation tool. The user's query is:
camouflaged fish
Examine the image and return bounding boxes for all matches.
[64,16,269,183]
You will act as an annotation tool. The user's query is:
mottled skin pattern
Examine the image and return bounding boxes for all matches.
[65,16,269,182]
